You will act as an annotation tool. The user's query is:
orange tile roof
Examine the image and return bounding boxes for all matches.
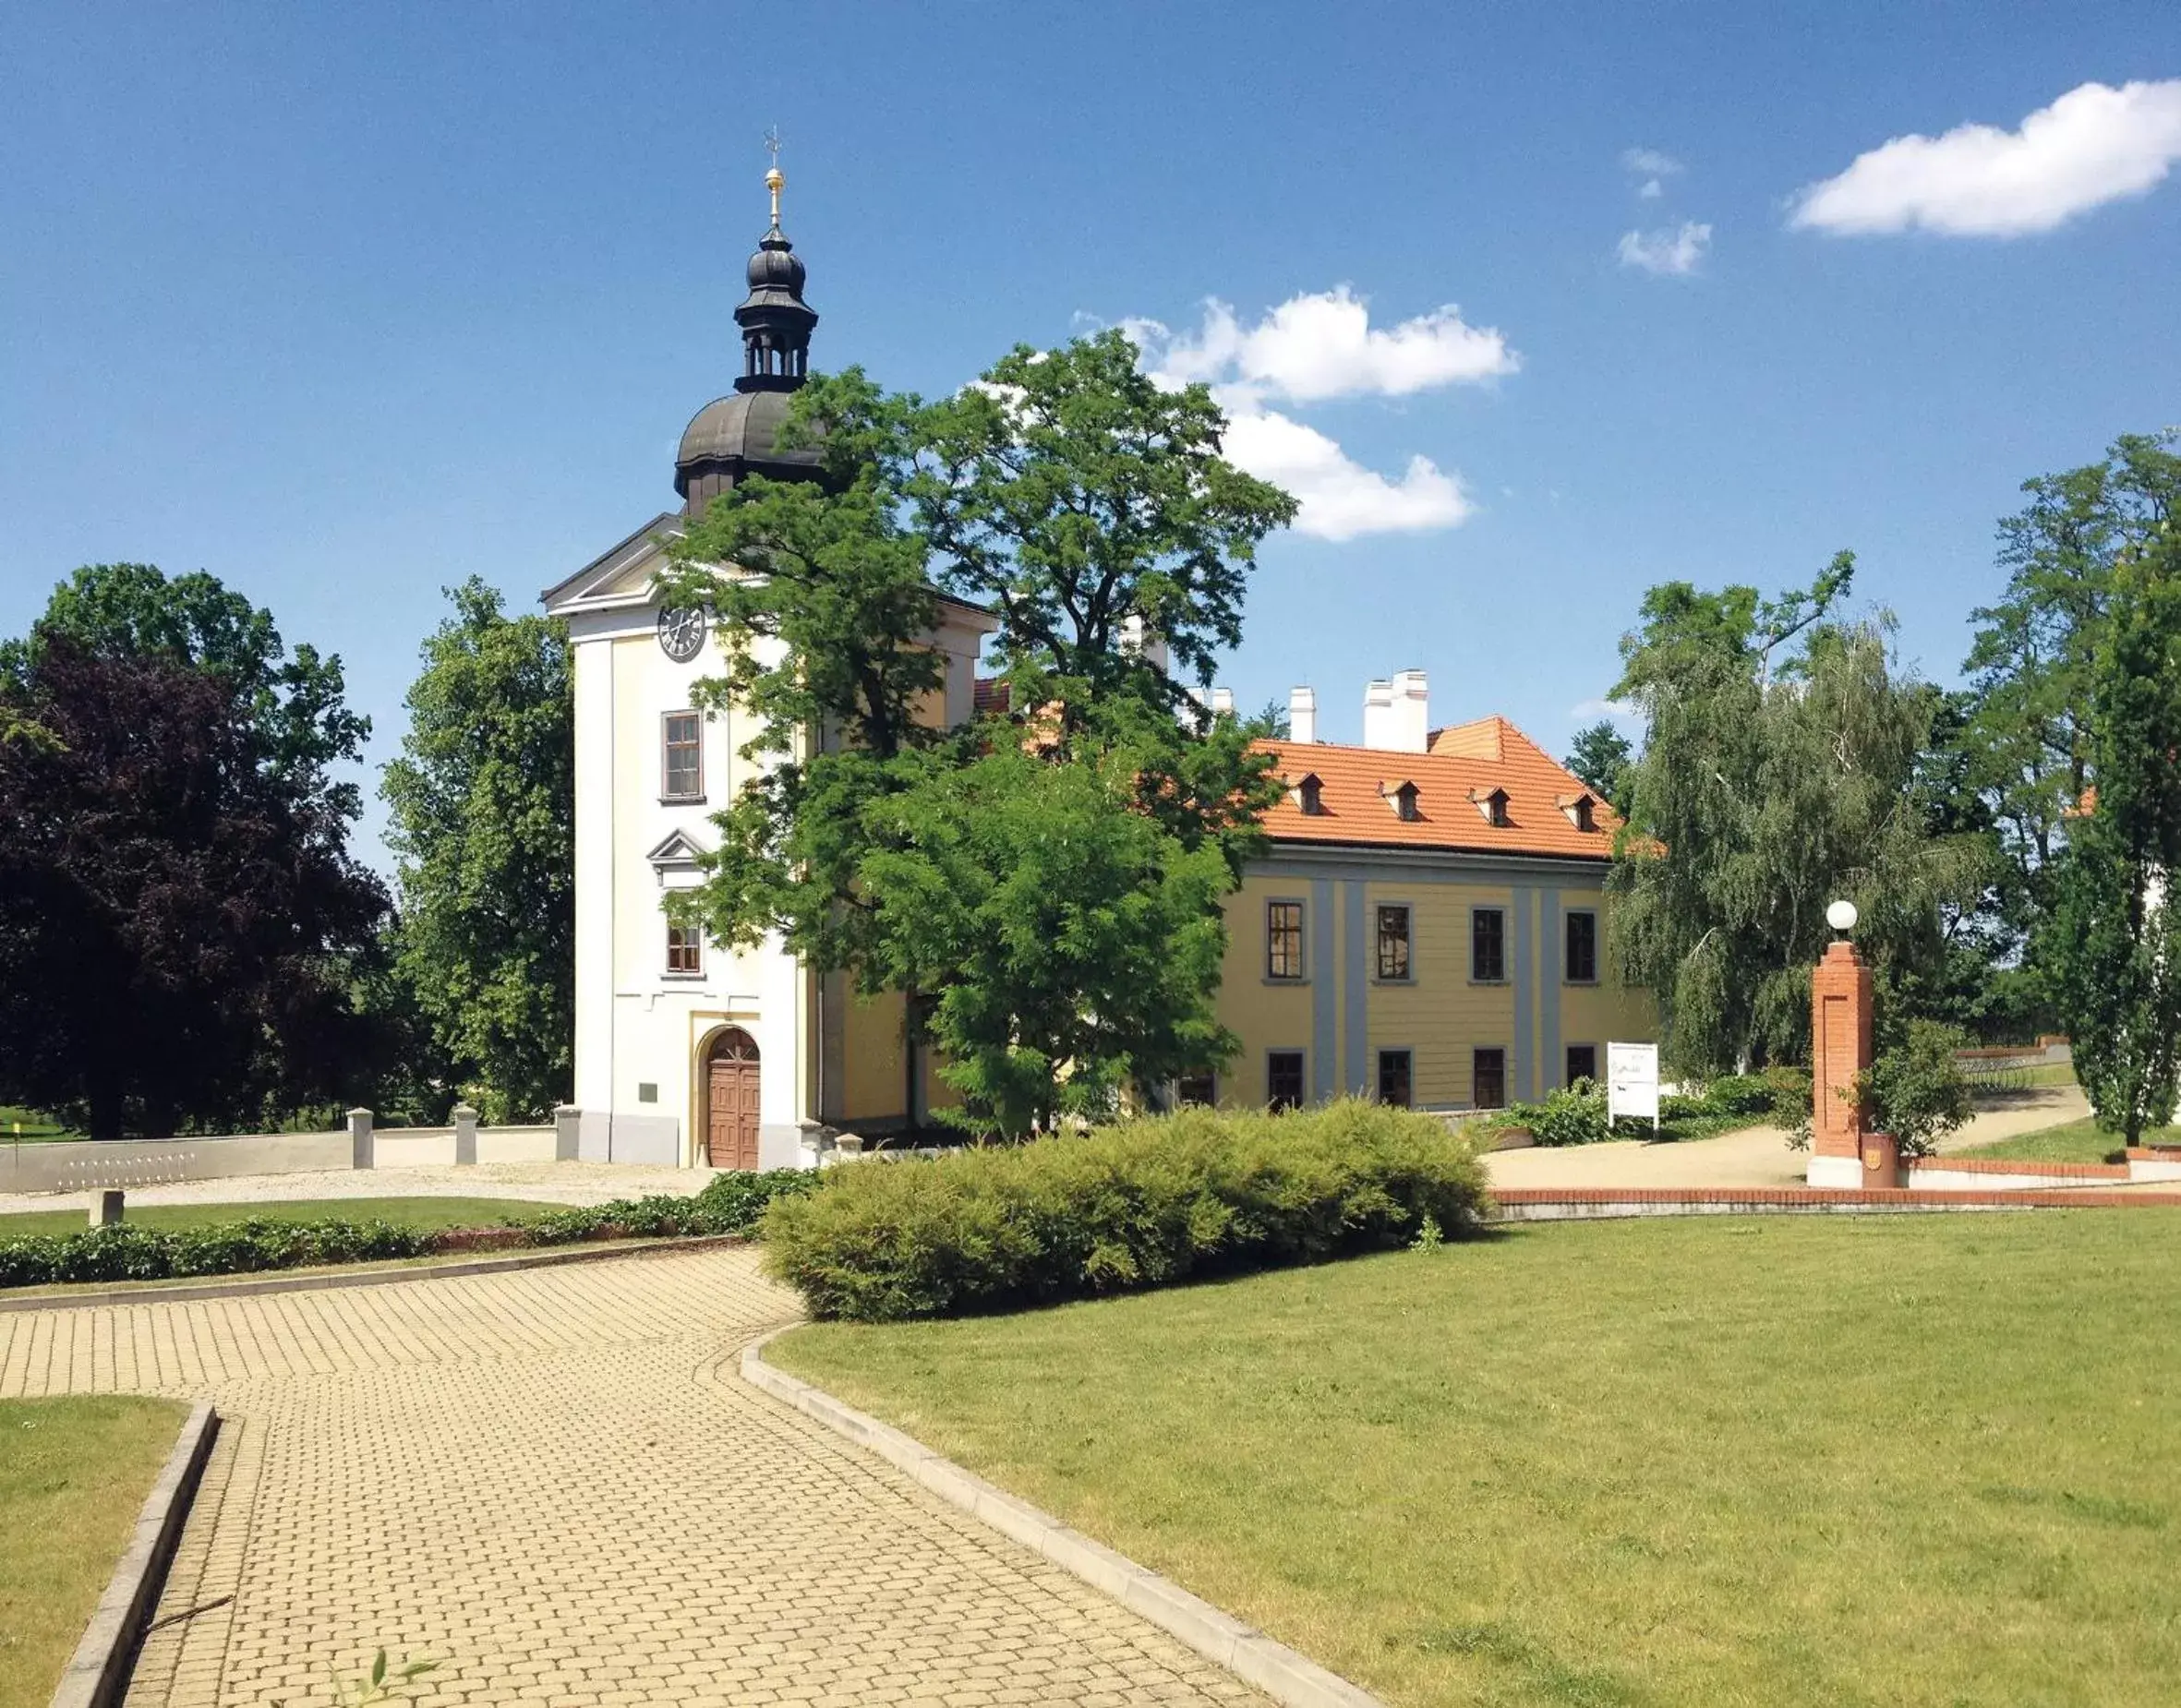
[1256,718,1620,860]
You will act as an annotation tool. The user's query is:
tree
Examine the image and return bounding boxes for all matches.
[0,640,389,1137]
[380,580,574,1122]
[1606,559,1982,1077]
[658,333,1295,1134]
[2,562,370,822]
[1958,433,2181,922]
[1564,720,1633,815]
[2040,532,2181,1143]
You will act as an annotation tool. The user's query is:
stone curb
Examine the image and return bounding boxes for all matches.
[2,1233,749,1315]
[740,1329,1386,1708]
[49,1401,218,1708]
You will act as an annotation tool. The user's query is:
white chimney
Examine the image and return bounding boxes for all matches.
[1120,614,1171,673]
[1392,668,1429,752]
[1288,685,1317,744]
[1211,687,1235,716]
[1364,671,1429,752]
[1363,679,1396,749]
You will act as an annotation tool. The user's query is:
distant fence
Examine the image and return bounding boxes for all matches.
[1955,1039,2071,1093]
[1,1116,557,1196]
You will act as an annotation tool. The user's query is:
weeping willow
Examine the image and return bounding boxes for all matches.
[1609,597,1982,1079]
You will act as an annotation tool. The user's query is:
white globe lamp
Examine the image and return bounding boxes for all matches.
[1826,898,1859,935]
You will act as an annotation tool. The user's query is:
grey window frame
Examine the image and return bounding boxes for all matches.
[1376,1047,1414,1108]
[1472,1046,1508,1110]
[1265,897,1307,982]
[1564,908,1599,985]
[664,920,705,978]
[1374,900,1415,983]
[661,711,705,803]
[1266,1048,1307,1112]
[1470,906,1507,984]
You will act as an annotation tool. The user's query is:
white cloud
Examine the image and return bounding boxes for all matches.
[1220,407,1470,542]
[1637,177,1664,199]
[1789,78,2181,236]
[1621,148,1683,177]
[1571,697,1641,723]
[1129,287,1516,405]
[1115,287,1512,541]
[1617,221,1712,275]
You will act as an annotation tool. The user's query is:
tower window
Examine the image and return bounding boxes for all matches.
[662,713,704,801]
[666,921,704,977]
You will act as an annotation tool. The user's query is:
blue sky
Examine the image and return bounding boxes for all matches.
[5,3,2179,864]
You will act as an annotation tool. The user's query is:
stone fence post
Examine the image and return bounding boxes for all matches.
[554,1105,581,1162]
[452,1102,479,1167]
[348,1107,374,1171]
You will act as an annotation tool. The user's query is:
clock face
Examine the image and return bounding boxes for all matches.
[657,604,706,663]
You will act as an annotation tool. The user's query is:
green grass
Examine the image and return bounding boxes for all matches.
[0,1196,556,1242]
[773,1212,2181,1708]
[1960,1117,2178,1165]
[0,1107,82,1144]
[0,1395,187,1708]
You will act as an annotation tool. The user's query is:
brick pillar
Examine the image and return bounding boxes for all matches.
[1809,942,1873,1187]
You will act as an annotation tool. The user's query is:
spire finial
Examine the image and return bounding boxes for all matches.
[763,126,784,226]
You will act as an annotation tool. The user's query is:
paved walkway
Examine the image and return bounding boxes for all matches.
[2,1248,1259,1707]
[0,1161,715,1220]
[1480,1087,2093,1191]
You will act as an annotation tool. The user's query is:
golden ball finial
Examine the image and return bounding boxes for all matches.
[765,166,784,192]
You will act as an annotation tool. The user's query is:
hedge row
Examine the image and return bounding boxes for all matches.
[0,1169,818,1291]
[760,1100,1492,1322]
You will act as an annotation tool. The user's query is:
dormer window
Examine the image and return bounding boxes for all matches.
[1380,780,1420,822]
[1471,787,1511,828]
[1293,772,1325,815]
[1557,791,1597,833]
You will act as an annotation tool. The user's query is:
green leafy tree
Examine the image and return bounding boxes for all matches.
[1564,719,1633,814]
[1608,558,1981,1077]
[0,641,388,1137]
[2,562,369,821]
[2040,531,2181,1143]
[659,333,1295,1134]
[380,581,574,1122]
[1959,432,2181,919]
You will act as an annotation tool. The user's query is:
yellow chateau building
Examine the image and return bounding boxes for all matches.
[548,170,1652,1167]
[1209,677,1652,1114]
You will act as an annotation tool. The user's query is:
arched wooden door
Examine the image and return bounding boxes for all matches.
[704,1028,761,1170]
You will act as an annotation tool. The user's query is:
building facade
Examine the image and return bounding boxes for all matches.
[1210,686,1653,1114]
[550,175,1652,1167]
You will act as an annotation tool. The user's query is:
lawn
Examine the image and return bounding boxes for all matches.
[1958,1116,2177,1165]
[773,1212,2181,1708]
[0,1395,187,1708]
[0,1107,82,1143]
[0,1196,556,1242]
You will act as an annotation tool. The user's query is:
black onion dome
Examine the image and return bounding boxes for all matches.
[745,226,807,297]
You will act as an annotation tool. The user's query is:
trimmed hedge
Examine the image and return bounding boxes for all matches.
[0,1169,819,1292]
[760,1100,1492,1322]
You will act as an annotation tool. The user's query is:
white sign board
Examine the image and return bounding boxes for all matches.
[1607,1041,1660,1130]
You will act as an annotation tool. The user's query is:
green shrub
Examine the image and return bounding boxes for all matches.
[0,1169,823,1291]
[759,1099,1492,1322]
[1495,1080,1612,1147]
[1700,1073,1785,1118]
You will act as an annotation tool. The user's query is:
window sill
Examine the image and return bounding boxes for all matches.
[659,795,708,807]
[1262,976,1310,987]
[1562,978,1599,988]
[662,970,707,982]
[1372,977,1416,987]
[1468,977,1509,987]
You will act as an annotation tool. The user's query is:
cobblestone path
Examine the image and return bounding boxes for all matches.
[2,1247,1259,1707]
